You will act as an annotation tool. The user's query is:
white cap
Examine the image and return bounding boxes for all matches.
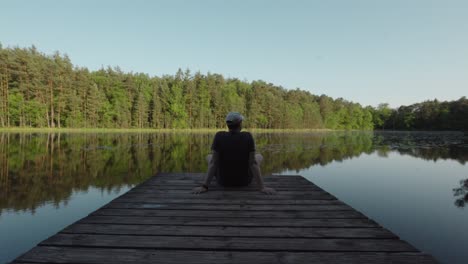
[225,112,244,124]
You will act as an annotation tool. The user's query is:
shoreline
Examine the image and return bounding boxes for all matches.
[0,127,339,133]
[1,128,463,133]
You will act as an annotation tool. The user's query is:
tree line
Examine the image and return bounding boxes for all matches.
[0,45,375,129]
[372,98,468,131]
[1,44,466,130]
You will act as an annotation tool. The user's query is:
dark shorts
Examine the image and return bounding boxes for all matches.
[206,154,263,187]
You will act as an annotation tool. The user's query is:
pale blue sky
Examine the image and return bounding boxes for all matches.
[1,0,467,107]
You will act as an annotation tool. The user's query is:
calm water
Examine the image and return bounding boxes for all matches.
[0,131,467,263]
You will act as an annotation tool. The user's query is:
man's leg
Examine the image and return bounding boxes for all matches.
[249,152,276,194]
[206,154,213,164]
[255,153,263,166]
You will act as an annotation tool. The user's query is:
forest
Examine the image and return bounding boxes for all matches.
[372,99,468,131]
[0,45,374,129]
[0,44,466,130]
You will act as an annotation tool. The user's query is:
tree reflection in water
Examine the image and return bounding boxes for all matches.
[454,179,468,208]
[0,131,467,213]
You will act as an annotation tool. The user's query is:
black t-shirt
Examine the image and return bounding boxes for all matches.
[211,131,255,186]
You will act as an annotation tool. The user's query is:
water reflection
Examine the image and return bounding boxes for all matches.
[373,131,468,164]
[454,179,468,208]
[0,131,467,214]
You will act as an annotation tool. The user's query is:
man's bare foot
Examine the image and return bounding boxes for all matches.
[260,186,276,195]
[192,186,208,194]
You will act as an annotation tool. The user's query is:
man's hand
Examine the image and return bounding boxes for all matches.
[260,186,276,195]
[192,186,208,194]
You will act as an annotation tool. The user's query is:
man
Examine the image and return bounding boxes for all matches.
[192,112,276,194]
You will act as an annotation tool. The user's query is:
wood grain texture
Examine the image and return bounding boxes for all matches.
[119,193,337,200]
[92,208,366,218]
[13,247,438,264]
[79,215,380,227]
[11,173,439,264]
[103,203,354,211]
[62,224,397,238]
[126,189,330,195]
[41,233,417,252]
[134,185,322,191]
[112,197,345,205]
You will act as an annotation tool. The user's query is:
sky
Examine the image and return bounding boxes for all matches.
[1,0,467,107]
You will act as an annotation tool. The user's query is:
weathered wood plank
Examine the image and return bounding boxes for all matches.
[142,180,318,185]
[140,181,315,189]
[92,208,366,218]
[148,176,309,182]
[112,197,345,205]
[10,173,437,264]
[103,203,353,211]
[150,173,308,181]
[119,193,336,200]
[147,174,312,184]
[40,234,417,252]
[14,247,439,264]
[79,215,380,227]
[126,189,329,196]
[145,178,312,186]
[62,224,397,238]
[134,185,322,191]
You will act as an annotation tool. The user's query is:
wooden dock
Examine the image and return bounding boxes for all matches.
[12,173,437,264]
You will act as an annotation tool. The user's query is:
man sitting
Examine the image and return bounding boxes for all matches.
[192,112,276,194]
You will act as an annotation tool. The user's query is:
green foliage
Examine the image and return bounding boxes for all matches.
[372,98,468,131]
[372,103,392,129]
[0,44,376,130]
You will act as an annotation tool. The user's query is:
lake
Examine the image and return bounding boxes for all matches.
[0,131,467,264]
